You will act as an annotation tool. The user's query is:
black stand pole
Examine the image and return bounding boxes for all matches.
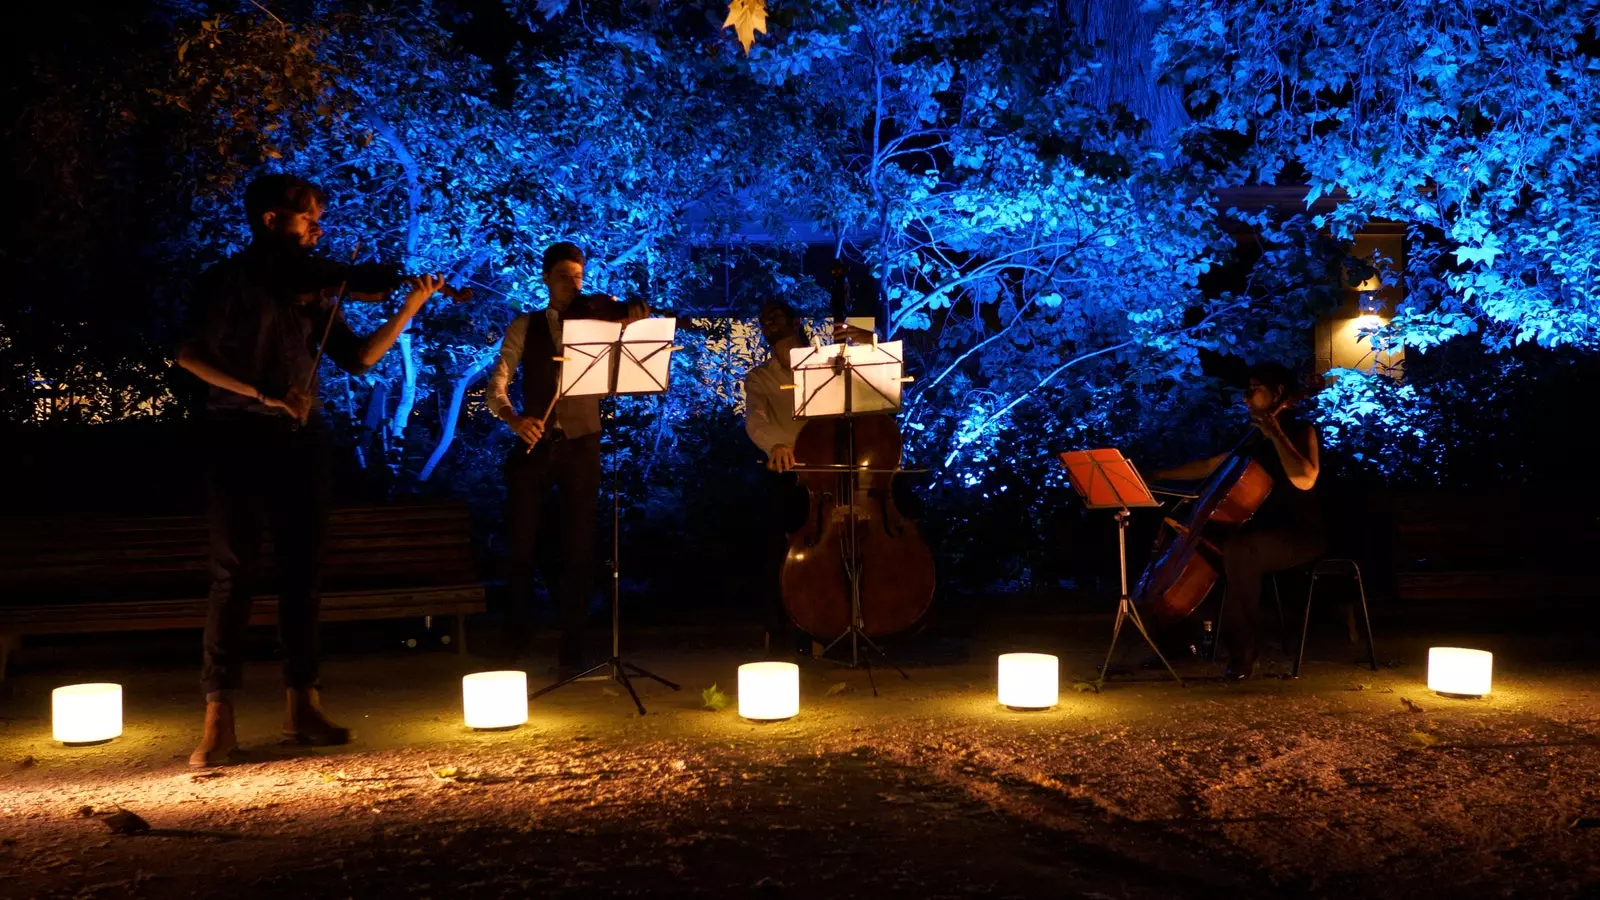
[1093,508,1185,691]
[814,418,909,697]
[531,397,680,715]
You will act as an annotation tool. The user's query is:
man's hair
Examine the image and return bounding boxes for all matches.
[1246,361,1305,403]
[760,299,799,325]
[244,174,326,236]
[542,241,586,274]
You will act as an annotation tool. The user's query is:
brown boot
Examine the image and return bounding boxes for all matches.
[282,687,352,746]
[188,698,238,768]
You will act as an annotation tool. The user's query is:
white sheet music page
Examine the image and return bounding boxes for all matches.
[559,319,622,398]
[845,340,903,413]
[790,344,846,418]
[616,317,676,394]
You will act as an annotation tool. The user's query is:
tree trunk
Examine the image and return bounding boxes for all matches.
[1063,0,1187,144]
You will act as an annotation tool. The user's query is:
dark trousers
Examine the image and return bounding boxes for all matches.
[201,415,332,696]
[503,433,602,665]
[1220,523,1325,662]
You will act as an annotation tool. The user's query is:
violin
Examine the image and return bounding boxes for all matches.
[778,261,936,641]
[299,257,474,303]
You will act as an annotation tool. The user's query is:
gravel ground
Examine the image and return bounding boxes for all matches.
[2,616,1597,899]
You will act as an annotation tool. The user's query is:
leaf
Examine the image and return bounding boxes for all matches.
[1408,731,1439,748]
[1401,697,1425,713]
[826,682,850,696]
[723,0,767,55]
[701,684,730,711]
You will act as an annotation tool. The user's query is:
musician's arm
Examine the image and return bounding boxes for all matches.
[1260,420,1320,490]
[349,274,443,370]
[1153,453,1229,482]
[486,317,544,446]
[585,294,650,323]
[743,375,789,455]
[176,346,275,405]
[177,276,298,414]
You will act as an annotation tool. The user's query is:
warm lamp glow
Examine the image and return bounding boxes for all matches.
[52,683,122,745]
[1428,647,1493,697]
[462,671,528,730]
[998,653,1058,710]
[1354,313,1384,328]
[738,662,799,720]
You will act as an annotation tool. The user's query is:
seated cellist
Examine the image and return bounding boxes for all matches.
[1152,363,1326,680]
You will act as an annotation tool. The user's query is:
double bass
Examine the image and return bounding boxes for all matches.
[778,264,936,642]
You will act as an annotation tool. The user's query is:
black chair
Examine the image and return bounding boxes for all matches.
[1271,557,1379,677]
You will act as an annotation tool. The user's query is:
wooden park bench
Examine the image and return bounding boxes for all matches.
[0,503,485,679]
[1389,491,1600,603]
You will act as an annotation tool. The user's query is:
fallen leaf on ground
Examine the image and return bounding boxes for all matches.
[701,684,730,711]
[1409,731,1439,748]
[1348,684,1371,691]
[1401,697,1425,713]
[1072,682,1097,693]
[826,682,850,696]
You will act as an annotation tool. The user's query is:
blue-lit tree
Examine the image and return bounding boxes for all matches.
[1152,0,1600,475]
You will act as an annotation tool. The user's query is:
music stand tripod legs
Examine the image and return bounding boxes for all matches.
[1094,509,1184,691]
[816,530,910,697]
[530,422,680,715]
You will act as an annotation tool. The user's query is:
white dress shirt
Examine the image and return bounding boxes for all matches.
[486,311,568,432]
[744,354,805,456]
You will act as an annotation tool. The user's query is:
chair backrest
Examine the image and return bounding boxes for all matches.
[0,503,479,605]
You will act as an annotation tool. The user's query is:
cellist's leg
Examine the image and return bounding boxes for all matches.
[1223,527,1325,675]
[1221,530,1272,673]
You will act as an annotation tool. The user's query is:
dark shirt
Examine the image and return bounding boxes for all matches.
[1246,417,1324,537]
[181,242,369,418]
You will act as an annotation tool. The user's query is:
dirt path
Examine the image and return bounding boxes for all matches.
[2,624,1598,898]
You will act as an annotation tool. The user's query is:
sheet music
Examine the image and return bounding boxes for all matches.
[790,344,846,418]
[847,340,903,413]
[790,340,905,417]
[559,319,622,399]
[616,317,676,394]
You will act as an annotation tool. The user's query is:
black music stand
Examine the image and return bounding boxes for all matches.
[1058,449,1184,691]
[530,317,682,715]
[786,336,913,692]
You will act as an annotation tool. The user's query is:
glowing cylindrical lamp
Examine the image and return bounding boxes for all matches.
[998,653,1058,710]
[738,662,799,721]
[52,683,123,745]
[462,671,528,730]
[1427,647,1493,697]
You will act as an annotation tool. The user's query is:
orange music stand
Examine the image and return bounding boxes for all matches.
[1058,449,1184,690]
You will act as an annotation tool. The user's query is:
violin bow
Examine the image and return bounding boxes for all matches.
[299,243,362,414]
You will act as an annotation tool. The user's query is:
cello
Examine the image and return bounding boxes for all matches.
[778,263,936,646]
[1132,380,1322,629]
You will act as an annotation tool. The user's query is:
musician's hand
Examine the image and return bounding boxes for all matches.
[265,385,313,423]
[832,323,875,344]
[623,298,650,324]
[403,273,447,309]
[510,415,545,446]
[767,444,797,473]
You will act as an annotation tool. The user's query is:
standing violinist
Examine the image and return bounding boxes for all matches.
[1152,363,1325,680]
[176,174,446,767]
[486,242,648,674]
